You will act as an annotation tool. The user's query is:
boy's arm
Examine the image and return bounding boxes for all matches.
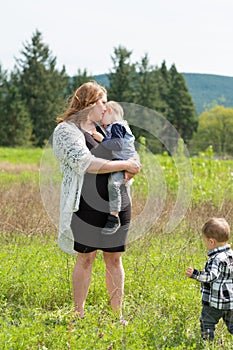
[101,124,126,152]
[92,128,122,151]
[186,267,204,280]
[108,124,126,139]
[109,123,139,180]
[187,258,222,283]
[92,130,104,142]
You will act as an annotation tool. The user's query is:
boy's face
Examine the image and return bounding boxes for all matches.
[202,234,216,251]
[101,107,117,128]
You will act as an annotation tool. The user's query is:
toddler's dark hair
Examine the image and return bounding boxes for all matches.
[202,217,230,242]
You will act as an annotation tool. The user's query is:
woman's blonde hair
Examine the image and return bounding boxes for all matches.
[202,217,230,242]
[56,81,107,125]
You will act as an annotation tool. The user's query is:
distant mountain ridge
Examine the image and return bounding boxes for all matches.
[94,73,233,115]
[182,73,233,114]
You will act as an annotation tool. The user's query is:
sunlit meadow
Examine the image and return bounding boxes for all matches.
[1,146,233,349]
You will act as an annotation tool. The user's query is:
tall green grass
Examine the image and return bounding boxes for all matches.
[0,147,41,186]
[1,147,233,349]
[1,232,233,349]
[0,147,42,164]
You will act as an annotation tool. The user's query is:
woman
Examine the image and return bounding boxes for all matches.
[53,81,140,322]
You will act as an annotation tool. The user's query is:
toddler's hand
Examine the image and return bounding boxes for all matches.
[186,267,194,277]
[124,171,134,183]
[92,130,104,142]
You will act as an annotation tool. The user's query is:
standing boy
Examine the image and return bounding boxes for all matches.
[186,217,233,341]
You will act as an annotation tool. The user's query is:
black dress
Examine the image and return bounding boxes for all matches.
[71,131,131,253]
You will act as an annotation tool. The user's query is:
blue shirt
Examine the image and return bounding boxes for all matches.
[102,120,135,160]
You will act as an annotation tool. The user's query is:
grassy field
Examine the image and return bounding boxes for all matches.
[1,147,233,349]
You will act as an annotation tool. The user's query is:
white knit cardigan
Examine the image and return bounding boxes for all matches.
[53,122,95,254]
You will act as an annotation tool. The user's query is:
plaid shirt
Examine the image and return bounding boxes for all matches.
[191,244,233,310]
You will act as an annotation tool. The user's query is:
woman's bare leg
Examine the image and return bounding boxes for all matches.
[103,252,125,319]
[72,251,97,318]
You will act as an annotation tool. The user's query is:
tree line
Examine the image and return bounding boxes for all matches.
[0,30,232,155]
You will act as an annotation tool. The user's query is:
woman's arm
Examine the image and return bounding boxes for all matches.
[86,158,140,175]
[53,122,94,175]
[53,122,140,176]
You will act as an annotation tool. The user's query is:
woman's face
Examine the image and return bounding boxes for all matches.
[88,94,107,123]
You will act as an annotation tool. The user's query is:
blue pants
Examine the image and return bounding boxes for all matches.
[200,304,233,340]
[108,171,125,212]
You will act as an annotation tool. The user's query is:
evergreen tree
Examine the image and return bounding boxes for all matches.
[167,64,197,143]
[132,54,164,153]
[0,70,32,146]
[156,61,170,117]
[15,30,69,146]
[0,65,7,113]
[134,53,160,108]
[108,46,135,102]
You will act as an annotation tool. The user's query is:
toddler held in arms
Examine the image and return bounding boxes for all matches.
[93,101,137,235]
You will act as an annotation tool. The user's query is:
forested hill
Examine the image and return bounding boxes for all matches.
[94,73,233,115]
[182,73,233,114]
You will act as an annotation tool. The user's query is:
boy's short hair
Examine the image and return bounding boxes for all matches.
[106,101,124,120]
[202,217,230,242]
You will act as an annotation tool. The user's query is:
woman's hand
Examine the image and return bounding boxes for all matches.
[125,159,141,174]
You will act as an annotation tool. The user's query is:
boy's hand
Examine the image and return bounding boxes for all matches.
[186,267,194,277]
[124,171,134,183]
[92,130,104,142]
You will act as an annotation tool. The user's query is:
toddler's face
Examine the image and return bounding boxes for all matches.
[202,233,217,251]
[202,235,212,251]
[101,109,114,128]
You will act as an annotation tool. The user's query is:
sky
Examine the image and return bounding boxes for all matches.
[1,0,233,77]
